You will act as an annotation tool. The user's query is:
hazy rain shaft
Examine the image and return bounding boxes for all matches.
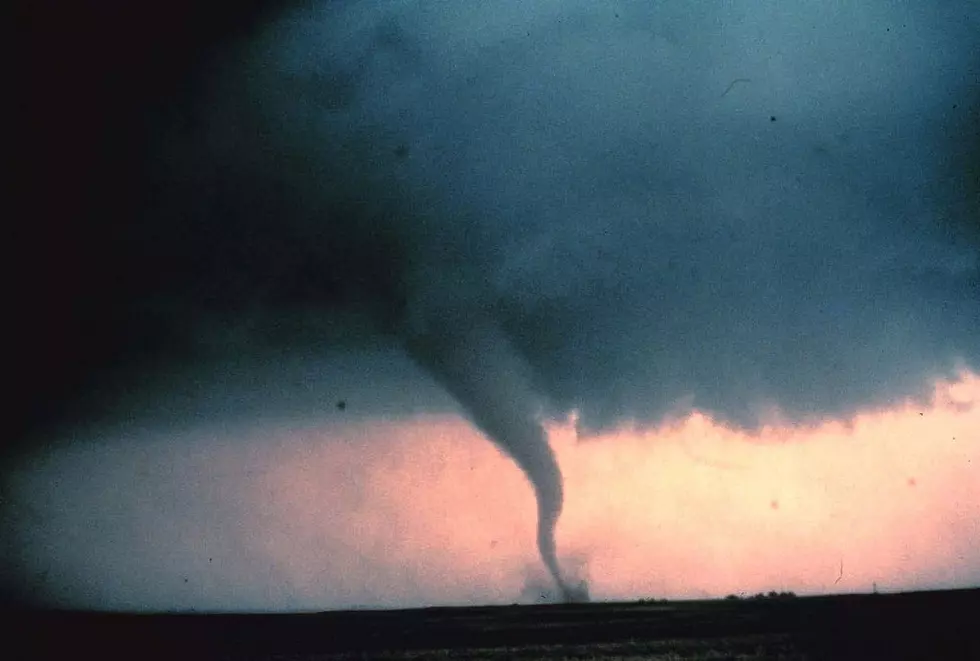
[6,0,979,609]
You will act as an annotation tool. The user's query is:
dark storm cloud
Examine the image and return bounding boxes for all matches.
[12,0,972,445]
[165,0,979,434]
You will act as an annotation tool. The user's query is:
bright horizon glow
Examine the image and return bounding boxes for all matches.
[8,371,978,611]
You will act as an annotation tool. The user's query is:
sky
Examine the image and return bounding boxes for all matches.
[6,0,979,611]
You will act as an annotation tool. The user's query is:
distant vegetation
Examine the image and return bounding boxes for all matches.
[725,591,798,601]
[635,591,798,604]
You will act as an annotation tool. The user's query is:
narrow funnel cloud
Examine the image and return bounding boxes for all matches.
[401,292,587,602]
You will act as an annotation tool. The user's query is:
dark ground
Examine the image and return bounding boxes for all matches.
[9,587,978,660]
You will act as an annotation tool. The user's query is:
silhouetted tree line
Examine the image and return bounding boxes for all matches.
[724,591,798,601]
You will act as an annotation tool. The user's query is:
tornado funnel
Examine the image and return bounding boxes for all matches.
[401,302,585,602]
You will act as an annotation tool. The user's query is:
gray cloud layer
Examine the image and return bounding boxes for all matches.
[157,0,979,434]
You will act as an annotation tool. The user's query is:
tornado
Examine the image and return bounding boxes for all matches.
[401,295,587,602]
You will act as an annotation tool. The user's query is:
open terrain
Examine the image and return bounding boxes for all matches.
[12,588,978,660]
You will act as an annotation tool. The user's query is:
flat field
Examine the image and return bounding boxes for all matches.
[12,588,978,660]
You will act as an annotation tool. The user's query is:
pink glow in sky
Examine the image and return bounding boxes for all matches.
[8,371,978,611]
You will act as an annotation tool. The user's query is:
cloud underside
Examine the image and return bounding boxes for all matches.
[129,0,979,435]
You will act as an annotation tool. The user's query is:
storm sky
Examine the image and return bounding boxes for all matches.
[6,0,979,611]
